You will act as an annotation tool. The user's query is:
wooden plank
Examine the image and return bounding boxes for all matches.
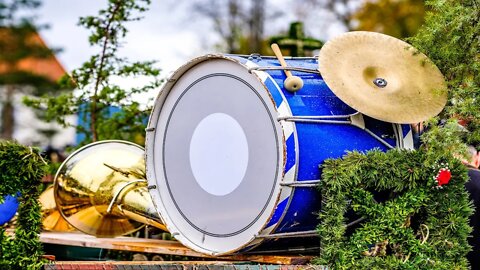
[40,231,212,258]
[43,261,315,270]
[39,231,313,265]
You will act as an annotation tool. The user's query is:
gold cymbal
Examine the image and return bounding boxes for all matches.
[318,31,447,124]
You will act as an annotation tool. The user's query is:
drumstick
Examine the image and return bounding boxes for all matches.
[271,43,304,92]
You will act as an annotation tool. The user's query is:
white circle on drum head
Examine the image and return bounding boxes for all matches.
[189,112,249,196]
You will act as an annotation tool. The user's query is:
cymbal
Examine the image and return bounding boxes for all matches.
[318,31,447,124]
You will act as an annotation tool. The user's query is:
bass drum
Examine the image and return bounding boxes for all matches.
[146,54,413,255]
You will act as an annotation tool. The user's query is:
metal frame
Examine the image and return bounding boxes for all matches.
[255,230,319,239]
[278,113,395,149]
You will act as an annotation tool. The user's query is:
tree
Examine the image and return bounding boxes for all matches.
[297,0,425,39]
[353,0,425,38]
[25,0,163,145]
[270,21,323,57]
[0,0,60,140]
[409,0,479,152]
[316,2,479,267]
[296,0,363,31]
[191,0,275,54]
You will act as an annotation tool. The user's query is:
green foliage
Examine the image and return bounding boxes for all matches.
[352,0,425,38]
[0,71,61,95]
[409,0,480,149]
[0,141,48,270]
[24,0,163,145]
[270,22,323,57]
[316,149,472,269]
[0,0,41,26]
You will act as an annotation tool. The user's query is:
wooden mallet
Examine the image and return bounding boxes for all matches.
[271,43,304,92]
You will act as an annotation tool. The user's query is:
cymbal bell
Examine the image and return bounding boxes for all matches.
[319,31,447,124]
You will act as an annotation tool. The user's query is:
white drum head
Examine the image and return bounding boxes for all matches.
[146,55,285,255]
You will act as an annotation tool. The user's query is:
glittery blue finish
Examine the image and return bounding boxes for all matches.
[231,55,408,235]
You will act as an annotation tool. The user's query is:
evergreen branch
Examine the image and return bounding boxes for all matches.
[90,0,123,142]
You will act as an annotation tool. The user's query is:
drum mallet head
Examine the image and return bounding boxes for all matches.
[284,75,304,92]
[271,43,304,92]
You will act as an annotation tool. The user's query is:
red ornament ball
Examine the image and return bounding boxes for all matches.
[436,168,451,186]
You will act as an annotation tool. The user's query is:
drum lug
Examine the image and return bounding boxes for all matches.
[145,127,155,132]
[350,113,365,129]
[247,53,262,62]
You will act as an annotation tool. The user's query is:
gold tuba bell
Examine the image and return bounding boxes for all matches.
[39,185,74,232]
[53,140,167,237]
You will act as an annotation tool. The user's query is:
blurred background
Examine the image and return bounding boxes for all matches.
[0,0,425,153]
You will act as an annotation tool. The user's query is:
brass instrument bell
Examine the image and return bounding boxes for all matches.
[39,185,74,232]
[54,140,167,237]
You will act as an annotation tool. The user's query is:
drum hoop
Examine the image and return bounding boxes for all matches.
[145,54,287,255]
[163,73,280,237]
[237,58,300,251]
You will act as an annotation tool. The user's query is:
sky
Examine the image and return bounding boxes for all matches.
[37,0,216,75]
[33,0,347,109]
[36,0,347,76]
[23,0,347,148]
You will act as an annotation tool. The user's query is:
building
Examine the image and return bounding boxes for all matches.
[0,28,75,149]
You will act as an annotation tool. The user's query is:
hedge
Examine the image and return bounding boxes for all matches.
[316,149,472,269]
[0,141,47,270]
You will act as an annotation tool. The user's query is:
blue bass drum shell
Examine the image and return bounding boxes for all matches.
[146,54,414,255]
[0,195,19,225]
[237,55,411,234]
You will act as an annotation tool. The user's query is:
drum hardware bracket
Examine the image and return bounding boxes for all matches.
[281,180,320,187]
[255,230,319,239]
[247,53,262,62]
[147,185,157,190]
[350,113,366,130]
[106,179,147,214]
[145,127,155,132]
